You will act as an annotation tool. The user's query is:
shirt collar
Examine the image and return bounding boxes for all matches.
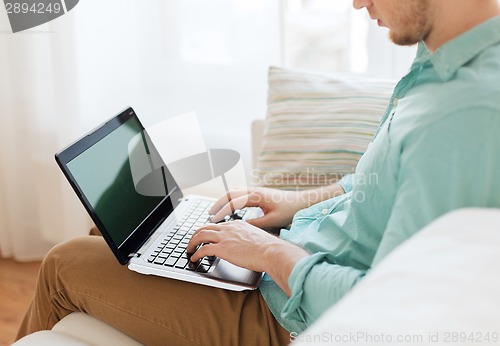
[415,16,500,81]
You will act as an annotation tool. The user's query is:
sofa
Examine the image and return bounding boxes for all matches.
[13,67,500,345]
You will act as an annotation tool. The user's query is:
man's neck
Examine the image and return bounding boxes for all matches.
[425,0,500,51]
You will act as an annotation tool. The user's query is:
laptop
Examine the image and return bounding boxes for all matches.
[55,107,263,291]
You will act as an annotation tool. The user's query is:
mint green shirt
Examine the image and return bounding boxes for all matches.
[260,17,500,334]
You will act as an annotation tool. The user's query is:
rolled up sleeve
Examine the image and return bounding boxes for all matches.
[338,173,354,193]
[281,252,366,327]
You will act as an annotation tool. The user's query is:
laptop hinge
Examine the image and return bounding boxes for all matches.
[129,253,141,258]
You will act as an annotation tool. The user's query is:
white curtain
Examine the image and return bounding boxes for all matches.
[0,0,281,260]
[0,8,87,260]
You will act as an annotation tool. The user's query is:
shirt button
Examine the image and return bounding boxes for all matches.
[393,98,399,106]
[321,209,329,215]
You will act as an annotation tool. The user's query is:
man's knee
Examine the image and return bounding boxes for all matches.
[44,236,93,260]
[41,236,105,276]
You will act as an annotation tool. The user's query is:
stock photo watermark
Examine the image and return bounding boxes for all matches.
[2,0,79,33]
[290,330,500,344]
[250,169,378,204]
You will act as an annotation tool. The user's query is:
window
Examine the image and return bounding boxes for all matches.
[283,0,367,73]
[282,0,417,79]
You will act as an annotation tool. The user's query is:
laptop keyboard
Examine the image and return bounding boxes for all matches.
[147,199,215,273]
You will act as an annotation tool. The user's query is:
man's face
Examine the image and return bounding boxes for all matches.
[353,0,435,46]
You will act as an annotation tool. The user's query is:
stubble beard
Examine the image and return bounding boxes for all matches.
[389,0,433,46]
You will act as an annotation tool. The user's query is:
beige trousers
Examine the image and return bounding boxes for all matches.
[16,236,290,345]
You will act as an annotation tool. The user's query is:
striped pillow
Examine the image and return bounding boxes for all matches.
[255,66,395,190]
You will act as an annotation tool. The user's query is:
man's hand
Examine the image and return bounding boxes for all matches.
[208,187,306,232]
[209,185,346,233]
[186,220,309,296]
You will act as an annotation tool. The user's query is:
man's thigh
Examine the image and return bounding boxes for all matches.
[48,236,289,345]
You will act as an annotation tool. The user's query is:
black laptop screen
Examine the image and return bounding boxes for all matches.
[66,115,176,246]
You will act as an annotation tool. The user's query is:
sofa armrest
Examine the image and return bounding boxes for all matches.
[13,312,143,346]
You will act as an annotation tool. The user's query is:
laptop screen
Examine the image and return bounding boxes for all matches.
[57,109,183,263]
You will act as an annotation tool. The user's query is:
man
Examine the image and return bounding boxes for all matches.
[17,0,500,345]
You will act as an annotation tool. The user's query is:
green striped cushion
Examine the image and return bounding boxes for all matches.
[255,66,395,190]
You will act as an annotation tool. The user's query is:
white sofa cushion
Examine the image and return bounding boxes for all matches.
[292,208,500,345]
[13,312,143,346]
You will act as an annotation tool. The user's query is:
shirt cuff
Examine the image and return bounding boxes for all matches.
[280,252,331,324]
[338,173,354,193]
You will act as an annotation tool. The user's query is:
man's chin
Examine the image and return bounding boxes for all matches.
[389,32,421,46]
